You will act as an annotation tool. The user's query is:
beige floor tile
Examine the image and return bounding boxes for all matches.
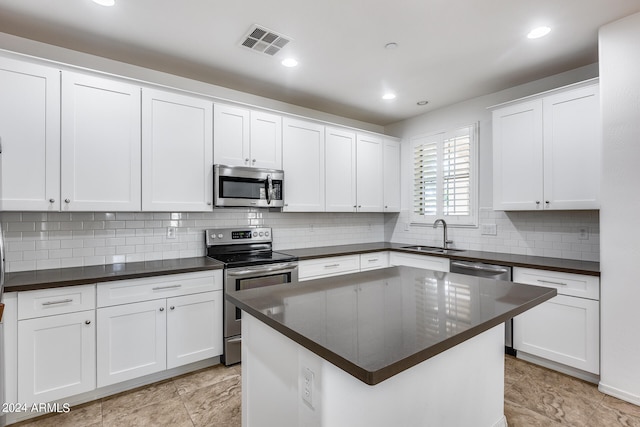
[586,395,640,427]
[505,400,562,426]
[102,397,193,427]
[173,364,240,396]
[101,379,178,423]
[181,376,241,427]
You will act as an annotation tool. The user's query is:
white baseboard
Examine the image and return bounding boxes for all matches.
[598,382,640,406]
[516,351,600,384]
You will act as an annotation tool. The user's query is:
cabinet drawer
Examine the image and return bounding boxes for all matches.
[97,270,221,307]
[299,255,360,281]
[18,284,95,320]
[359,252,389,271]
[513,267,599,300]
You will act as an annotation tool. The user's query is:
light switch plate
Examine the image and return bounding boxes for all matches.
[480,223,497,236]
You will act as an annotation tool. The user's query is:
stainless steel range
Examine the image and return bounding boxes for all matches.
[205,227,298,365]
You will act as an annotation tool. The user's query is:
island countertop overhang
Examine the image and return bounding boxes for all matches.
[227,266,557,385]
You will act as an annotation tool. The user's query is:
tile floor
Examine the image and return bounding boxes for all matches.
[10,356,640,426]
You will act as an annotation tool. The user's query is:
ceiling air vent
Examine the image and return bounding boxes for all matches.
[240,25,291,56]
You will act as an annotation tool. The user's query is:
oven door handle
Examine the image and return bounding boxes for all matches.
[226,262,298,277]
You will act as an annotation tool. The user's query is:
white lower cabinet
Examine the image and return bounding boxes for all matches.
[513,267,600,375]
[97,299,167,387]
[359,252,389,271]
[389,252,450,272]
[97,271,223,387]
[166,292,223,369]
[16,285,96,406]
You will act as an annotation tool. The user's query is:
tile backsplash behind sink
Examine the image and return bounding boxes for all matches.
[0,208,599,273]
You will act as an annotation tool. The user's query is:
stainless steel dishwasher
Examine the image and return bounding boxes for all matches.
[450,260,516,355]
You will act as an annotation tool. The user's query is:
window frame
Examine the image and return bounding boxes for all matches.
[409,123,479,227]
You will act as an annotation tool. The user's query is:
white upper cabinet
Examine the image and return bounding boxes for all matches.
[356,133,384,212]
[214,104,282,169]
[61,71,141,211]
[493,80,600,211]
[383,138,401,212]
[142,88,213,211]
[282,117,325,211]
[0,57,61,211]
[542,84,601,209]
[325,127,357,212]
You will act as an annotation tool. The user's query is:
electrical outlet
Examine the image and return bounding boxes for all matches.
[302,367,314,408]
[167,226,176,239]
[578,227,589,240]
[404,222,410,231]
[309,224,314,232]
[480,223,497,236]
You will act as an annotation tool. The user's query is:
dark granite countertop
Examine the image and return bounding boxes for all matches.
[227,266,557,385]
[4,257,224,292]
[280,242,600,276]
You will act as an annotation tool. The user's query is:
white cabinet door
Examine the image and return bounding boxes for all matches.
[0,57,60,211]
[18,310,95,405]
[513,295,600,374]
[543,84,600,209]
[356,133,384,212]
[492,99,544,210]
[213,103,250,167]
[142,88,213,211]
[166,291,223,369]
[97,299,166,387]
[61,71,141,211]
[250,111,282,169]
[383,138,401,212]
[325,127,357,212]
[282,118,325,211]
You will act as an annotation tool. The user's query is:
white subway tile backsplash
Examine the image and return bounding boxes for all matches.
[1,207,599,273]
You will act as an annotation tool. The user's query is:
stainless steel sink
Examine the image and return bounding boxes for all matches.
[401,245,463,254]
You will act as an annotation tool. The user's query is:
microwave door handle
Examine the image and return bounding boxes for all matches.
[266,174,273,205]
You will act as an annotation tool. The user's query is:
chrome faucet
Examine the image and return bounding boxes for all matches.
[433,219,452,250]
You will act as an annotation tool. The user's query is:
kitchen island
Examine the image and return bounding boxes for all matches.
[227,266,556,427]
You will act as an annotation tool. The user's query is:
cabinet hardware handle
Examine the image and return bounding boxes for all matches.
[245,158,250,162]
[324,263,340,268]
[368,258,378,262]
[85,320,91,325]
[64,198,70,203]
[358,205,362,208]
[545,201,550,205]
[207,201,212,205]
[152,284,182,291]
[49,198,55,203]
[42,298,73,306]
[252,159,256,163]
[385,205,388,208]
[170,306,175,310]
[159,307,165,312]
[537,279,568,286]
[535,201,540,205]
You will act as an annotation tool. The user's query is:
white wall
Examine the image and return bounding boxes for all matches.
[384,64,600,261]
[598,12,640,404]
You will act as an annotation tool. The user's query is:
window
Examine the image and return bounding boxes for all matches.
[411,123,478,226]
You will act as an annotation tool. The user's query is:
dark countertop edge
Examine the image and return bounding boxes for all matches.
[228,284,557,385]
[279,242,600,277]
[4,257,225,292]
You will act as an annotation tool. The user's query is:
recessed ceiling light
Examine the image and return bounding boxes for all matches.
[382,93,396,100]
[385,42,398,50]
[417,100,429,106]
[527,26,551,39]
[281,58,298,67]
[92,0,115,6]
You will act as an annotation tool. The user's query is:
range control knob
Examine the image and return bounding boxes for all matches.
[210,234,216,239]
[265,231,270,237]
[259,232,264,237]
[253,231,258,237]
[217,233,223,239]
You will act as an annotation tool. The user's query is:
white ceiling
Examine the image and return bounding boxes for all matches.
[1,0,639,126]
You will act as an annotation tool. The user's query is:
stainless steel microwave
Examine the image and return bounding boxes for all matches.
[213,164,284,208]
